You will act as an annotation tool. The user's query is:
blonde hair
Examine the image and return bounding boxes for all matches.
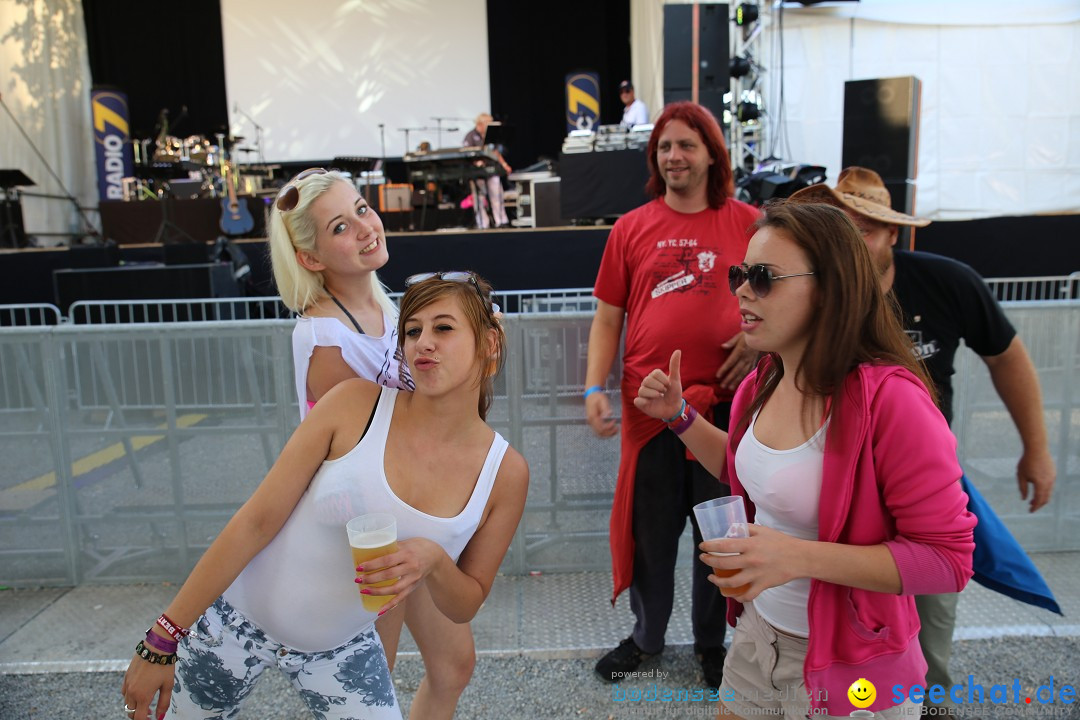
[268,170,396,317]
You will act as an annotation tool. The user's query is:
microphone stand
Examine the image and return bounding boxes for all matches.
[0,92,99,243]
[234,104,266,165]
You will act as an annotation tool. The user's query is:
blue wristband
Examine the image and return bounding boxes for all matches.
[661,398,687,424]
[583,385,604,399]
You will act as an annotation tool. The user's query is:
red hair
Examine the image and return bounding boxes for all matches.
[645,102,735,209]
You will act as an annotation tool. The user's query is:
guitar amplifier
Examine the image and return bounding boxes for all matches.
[379,183,413,213]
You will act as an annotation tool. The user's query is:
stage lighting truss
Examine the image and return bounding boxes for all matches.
[728,2,773,175]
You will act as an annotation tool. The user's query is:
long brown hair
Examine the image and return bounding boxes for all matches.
[645,101,735,209]
[736,201,935,434]
[396,273,505,420]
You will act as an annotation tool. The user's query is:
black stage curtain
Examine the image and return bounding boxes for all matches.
[915,215,1080,280]
[82,0,229,141]
[486,0,630,170]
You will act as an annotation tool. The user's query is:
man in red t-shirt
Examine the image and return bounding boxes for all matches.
[585,102,760,687]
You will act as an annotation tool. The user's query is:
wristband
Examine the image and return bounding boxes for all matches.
[669,403,698,436]
[583,385,604,399]
[134,640,177,666]
[156,612,190,642]
[661,398,687,424]
[144,628,179,654]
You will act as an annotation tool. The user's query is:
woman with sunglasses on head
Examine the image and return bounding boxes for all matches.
[267,169,487,719]
[634,202,975,719]
[121,270,528,720]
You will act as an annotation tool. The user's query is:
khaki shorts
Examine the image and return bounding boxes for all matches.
[718,602,923,719]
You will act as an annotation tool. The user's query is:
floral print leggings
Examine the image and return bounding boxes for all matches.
[167,597,401,719]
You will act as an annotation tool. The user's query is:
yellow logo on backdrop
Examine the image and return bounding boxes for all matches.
[92,93,129,135]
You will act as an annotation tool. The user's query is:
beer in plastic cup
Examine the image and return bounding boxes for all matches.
[693,496,751,597]
[346,513,398,612]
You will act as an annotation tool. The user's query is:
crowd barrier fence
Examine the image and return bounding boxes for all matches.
[0,298,1075,587]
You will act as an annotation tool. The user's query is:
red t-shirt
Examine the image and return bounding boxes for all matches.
[593,196,760,398]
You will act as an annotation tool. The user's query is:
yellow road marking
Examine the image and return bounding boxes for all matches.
[0,414,207,511]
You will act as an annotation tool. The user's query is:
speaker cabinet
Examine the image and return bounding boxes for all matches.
[842,76,922,213]
[663,3,730,122]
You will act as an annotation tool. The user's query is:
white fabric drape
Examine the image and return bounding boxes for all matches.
[631,0,666,125]
[631,1,1080,219]
[0,0,98,246]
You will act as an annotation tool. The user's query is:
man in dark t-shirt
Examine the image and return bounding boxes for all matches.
[790,167,1056,694]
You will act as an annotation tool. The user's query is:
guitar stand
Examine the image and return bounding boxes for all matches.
[152,186,197,245]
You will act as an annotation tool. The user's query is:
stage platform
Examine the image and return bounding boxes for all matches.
[0,226,613,308]
[2,213,1077,310]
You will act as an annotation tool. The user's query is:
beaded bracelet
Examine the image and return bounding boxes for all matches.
[134,640,177,666]
[144,628,179,654]
[582,385,604,399]
[156,612,190,642]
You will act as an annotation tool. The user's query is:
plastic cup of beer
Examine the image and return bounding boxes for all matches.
[346,512,398,612]
[693,496,751,597]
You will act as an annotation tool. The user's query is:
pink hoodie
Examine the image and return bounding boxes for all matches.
[725,362,976,716]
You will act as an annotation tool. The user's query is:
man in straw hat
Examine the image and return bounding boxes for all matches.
[789,167,1056,693]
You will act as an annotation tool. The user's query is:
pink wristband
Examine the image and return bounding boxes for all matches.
[668,402,698,436]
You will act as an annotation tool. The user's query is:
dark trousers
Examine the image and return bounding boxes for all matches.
[629,402,731,654]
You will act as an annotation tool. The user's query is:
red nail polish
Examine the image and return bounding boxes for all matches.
[355,565,364,572]
[354,578,362,584]
[360,588,371,595]
[159,714,167,720]
[378,608,387,616]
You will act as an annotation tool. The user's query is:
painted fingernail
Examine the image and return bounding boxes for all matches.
[360,588,371,595]
[355,565,364,572]
[377,608,387,616]
[355,576,364,583]
[159,714,167,720]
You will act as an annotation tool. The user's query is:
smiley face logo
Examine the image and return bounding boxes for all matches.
[847,678,876,709]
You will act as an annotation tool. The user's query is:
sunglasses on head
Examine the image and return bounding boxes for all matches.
[728,263,816,298]
[275,168,329,212]
[404,271,501,314]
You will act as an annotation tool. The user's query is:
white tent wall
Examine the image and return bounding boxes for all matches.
[633,2,1080,220]
[772,8,1080,220]
[0,0,98,246]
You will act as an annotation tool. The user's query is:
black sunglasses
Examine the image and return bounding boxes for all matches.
[275,167,329,211]
[728,263,815,298]
[404,271,501,314]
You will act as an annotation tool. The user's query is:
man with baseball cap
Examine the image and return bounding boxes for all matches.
[618,80,649,129]
[790,167,1056,693]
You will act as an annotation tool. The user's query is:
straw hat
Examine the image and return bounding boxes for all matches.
[788,167,930,227]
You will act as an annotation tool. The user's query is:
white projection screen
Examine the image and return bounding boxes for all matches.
[220,0,490,162]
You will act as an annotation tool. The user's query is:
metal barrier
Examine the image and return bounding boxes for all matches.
[0,303,63,327]
[68,297,291,324]
[33,276,1080,327]
[985,274,1080,302]
[1,304,1076,587]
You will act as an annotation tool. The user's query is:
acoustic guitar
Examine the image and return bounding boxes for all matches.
[219,164,255,236]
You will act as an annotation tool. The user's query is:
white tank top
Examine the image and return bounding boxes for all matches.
[292,313,412,419]
[224,387,509,651]
[735,410,827,638]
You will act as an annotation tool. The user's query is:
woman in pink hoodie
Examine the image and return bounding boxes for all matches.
[635,201,975,718]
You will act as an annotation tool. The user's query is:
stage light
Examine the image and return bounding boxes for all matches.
[736,4,759,26]
[737,101,761,122]
[729,56,752,78]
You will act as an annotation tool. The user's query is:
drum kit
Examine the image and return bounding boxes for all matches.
[125,129,277,202]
